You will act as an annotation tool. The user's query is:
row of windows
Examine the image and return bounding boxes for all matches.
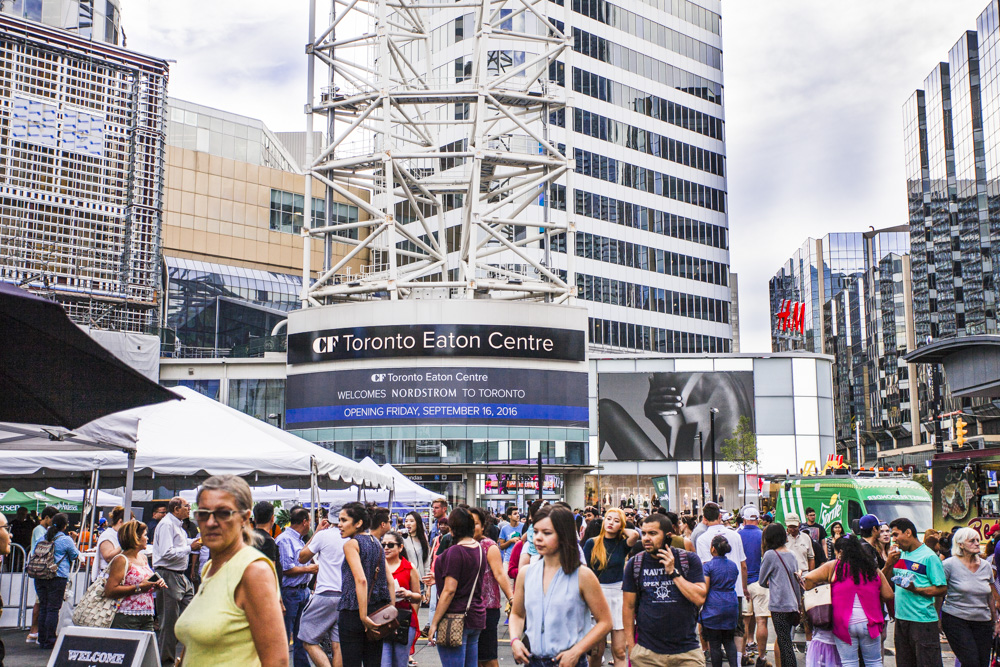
[573,108,725,177]
[574,190,727,249]
[570,0,721,69]
[553,0,720,34]
[589,316,731,354]
[577,272,730,324]
[269,189,359,238]
[574,148,727,213]
[572,69,724,140]
[556,230,729,286]
[573,28,723,105]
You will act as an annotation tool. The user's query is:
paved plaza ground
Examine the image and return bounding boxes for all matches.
[1,607,956,667]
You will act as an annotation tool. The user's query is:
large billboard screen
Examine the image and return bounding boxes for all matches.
[287,366,588,429]
[597,371,755,461]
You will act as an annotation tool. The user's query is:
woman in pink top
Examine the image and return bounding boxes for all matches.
[103,520,167,631]
[804,535,893,667]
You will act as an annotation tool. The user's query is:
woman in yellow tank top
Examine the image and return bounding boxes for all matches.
[174,475,287,667]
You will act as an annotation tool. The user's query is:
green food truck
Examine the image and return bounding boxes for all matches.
[773,471,933,533]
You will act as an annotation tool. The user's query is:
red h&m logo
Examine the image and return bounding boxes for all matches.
[776,300,805,334]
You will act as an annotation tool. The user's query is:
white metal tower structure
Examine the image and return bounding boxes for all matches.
[301,0,576,304]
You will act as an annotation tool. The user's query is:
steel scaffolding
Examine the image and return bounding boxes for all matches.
[301,0,576,304]
[0,15,168,332]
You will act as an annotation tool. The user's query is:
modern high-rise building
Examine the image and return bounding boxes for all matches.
[769,227,920,465]
[902,3,1000,449]
[0,6,168,333]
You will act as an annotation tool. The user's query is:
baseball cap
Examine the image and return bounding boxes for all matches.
[741,505,760,520]
[785,512,801,527]
[722,512,733,522]
[858,514,881,533]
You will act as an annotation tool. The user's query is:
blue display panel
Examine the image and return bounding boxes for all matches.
[286,366,588,428]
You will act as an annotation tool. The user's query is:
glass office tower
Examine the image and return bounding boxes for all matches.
[770,228,916,465]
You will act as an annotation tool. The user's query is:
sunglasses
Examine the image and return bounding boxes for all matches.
[194,509,244,523]
[382,542,401,548]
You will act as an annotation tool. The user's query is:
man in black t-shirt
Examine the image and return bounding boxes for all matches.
[623,514,707,667]
[252,501,282,586]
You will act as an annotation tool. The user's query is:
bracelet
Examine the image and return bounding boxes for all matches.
[510,637,521,646]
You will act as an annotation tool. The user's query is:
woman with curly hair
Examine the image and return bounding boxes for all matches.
[804,535,893,667]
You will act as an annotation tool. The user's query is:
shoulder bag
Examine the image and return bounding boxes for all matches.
[801,564,833,630]
[365,536,400,641]
[72,554,127,628]
[775,551,805,627]
[436,541,483,648]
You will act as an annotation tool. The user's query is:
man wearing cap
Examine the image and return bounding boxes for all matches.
[857,514,887,570]
[739,506,766,665]
[784,513,814,572]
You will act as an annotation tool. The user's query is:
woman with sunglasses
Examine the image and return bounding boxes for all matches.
[382,531,422,667]
[174,475,286,666]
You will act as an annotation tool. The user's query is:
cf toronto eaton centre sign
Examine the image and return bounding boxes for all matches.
[284,301,590,430]
[288,323,586,363]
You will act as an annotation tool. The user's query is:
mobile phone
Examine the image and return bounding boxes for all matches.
[147,573,162,584]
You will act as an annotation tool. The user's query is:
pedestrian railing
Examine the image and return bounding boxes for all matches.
[0,543,29,628]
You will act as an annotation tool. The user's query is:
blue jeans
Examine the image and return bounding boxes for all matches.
[833,621,882,667]
[437,627,481,667]
[382,626,417,667]
[34,577,67,649]
[282,586,311,667]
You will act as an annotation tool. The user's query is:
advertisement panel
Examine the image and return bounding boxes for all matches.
[287,366,588,428]
[597,371,754,461]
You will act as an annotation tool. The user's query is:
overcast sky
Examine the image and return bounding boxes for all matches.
[125,1,989,353]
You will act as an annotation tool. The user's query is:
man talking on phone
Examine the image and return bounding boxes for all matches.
[623,513,708,667]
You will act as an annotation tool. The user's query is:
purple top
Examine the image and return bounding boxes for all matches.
[435,541,487,629]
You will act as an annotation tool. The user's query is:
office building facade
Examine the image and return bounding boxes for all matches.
[159,99,371,358]
[769,227,922,466]
[0,10,167,333]
[902,4,1000,450]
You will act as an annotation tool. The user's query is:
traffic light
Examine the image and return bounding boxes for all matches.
[956,417,968,448]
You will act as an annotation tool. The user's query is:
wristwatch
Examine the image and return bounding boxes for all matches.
[666,570,680,580]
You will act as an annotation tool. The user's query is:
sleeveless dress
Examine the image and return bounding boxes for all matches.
[522,562,592,658]
[339,533,391,610]
[174,546,278,667]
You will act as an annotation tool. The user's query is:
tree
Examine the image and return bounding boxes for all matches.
[720,415,759,506]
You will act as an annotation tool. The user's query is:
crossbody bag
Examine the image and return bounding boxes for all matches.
[436,542,483,648]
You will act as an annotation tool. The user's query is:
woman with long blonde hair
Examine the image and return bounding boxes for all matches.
[582,507,639,667]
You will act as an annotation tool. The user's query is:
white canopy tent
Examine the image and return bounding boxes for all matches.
[187,460,439,508]
[0,387,394,516]
[47,488,122,507]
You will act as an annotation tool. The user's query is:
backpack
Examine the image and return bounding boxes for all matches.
[26,539,63,580]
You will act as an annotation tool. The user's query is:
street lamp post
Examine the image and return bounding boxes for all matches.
[267,413,283,429]
[697,432,705,511]
[709,408,719,503]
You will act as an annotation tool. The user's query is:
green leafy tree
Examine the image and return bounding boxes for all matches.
[720,415,759,506]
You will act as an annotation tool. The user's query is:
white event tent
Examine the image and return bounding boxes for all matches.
[0,387,394,513]
[192,459,439,508]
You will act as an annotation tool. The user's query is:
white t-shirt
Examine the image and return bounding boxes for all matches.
[94,528,120,575]
[696,524,747,597]
[309,527,346,594]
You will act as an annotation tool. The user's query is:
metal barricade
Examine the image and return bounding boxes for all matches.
[1,543,29,629]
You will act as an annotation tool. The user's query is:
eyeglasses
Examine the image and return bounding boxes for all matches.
[0,524,9,533]
[194,509,243,523]
[382,542,400,549]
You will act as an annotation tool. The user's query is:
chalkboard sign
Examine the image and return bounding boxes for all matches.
[48,627,158,667]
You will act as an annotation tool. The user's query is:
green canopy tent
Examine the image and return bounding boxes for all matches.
[0,488,80,514]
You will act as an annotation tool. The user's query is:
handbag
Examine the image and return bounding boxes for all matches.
[393,606,413,644]
[436,542,483,648]
[803,584,833,630]
[775,551,804,626]
[72,554,126,628]
[365,537,400,641]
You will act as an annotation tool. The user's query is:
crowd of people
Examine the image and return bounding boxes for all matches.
[1,486,999,667]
